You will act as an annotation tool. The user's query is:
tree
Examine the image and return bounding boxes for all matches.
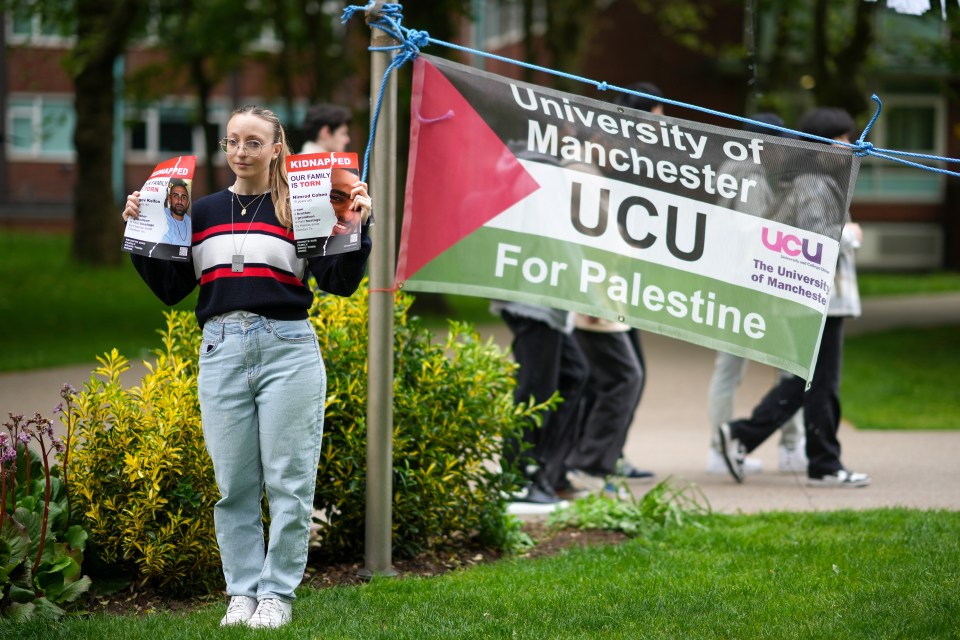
[1,0,145,265]
[0,13,8,204]
[135,0,263,195]
[753,0,881,120]
[70,0,145,265]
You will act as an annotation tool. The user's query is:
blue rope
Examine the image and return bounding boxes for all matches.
[342,3,427,182]
[344,3,960,179]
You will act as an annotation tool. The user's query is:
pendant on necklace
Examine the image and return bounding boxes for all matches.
[241,207,247,216]
[232,254,244,273]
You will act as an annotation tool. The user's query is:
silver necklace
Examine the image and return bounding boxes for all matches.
[234,190,268,216]
[230,190,269,272]
[172,215,188,242]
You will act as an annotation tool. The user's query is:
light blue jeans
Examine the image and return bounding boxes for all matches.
[198,312,325,602]
[707,351,803,452]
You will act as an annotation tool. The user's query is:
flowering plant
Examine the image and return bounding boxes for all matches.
[0,386,91,621]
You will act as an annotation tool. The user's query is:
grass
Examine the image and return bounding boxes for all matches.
[0,230,197,370]
[858,270,960,297]
[842,325,960,430]
[5,509,958,638]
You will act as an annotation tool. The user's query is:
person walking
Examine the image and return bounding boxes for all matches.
[491,300,589,506]
[122,104,373,627]
[718,107,870,488]
[564,313,651,487]
[706,113,806,476]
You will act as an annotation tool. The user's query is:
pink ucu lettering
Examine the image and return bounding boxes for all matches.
[761,227,823,264]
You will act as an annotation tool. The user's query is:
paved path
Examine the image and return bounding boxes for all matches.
[485,293,960,514]
[2,293,959,514]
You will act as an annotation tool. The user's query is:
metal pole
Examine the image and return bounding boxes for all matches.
[361,2,398,580]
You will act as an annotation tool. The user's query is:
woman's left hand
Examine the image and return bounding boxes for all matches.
[351,181,372,224]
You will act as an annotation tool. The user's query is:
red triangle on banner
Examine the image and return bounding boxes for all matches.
[396,57,540,282]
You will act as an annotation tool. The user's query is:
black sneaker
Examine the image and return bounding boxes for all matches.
[614,459,655,479]
[718,422,745,483]
[511,481,562,504]
[807,469,871,488]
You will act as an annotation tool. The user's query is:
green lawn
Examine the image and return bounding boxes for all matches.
[858,270,960,297]
[843,325,960,430]
[0,230,197,370]
[7,509,958,638]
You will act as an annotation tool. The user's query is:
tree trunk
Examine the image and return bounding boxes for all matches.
[544,0,596,92]
[189,57,219,196]
[0,13,9,204]
[812,0,877,118]
[70,0,141,265]
[71,53,122,265]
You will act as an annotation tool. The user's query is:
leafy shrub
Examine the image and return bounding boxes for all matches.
[547,478,711,538]
[309,288,537,561]
[66,285,539,591]
[1,411,91,621]
[66,313,221,594]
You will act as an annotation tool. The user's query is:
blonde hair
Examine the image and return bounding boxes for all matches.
[231,105,292,228]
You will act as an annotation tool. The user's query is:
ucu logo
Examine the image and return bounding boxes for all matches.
[761,227,823,264]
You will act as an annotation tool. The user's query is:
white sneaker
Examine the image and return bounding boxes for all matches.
[246,598,293,629]
[807,469,871,488]
[220,595,257,626]
[778,444,808,473]
[567,468,607,492]
[706,448,763,475]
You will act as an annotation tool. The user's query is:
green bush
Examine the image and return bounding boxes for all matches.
[66,314,221,595]
[66,284,539,592]
[309,288,535,561]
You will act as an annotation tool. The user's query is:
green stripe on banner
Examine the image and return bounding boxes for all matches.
[401,227,825,379]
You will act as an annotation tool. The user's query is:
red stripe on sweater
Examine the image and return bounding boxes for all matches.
[193,222,296,243]
[200,266,306,287]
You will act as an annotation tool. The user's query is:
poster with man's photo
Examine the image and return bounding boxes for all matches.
[121,155,196,261]
[287,152,362,257]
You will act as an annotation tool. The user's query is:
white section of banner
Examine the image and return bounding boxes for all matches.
[484,160,839,312]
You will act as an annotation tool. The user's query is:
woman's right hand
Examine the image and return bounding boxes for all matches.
[122,191,141,222]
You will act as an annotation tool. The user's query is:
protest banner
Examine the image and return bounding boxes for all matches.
[121,155,196,261]
[288,151,363,257]
[396,55,860,380]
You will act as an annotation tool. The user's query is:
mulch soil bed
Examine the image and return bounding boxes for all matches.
[81,522,628,617]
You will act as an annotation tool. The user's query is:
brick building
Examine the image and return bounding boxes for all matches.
[3,1,958,267]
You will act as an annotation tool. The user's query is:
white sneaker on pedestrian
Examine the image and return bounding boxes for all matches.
[567,468,607,492]
[717,422,745,483]
[778,444,808,473]
[246,598,292,629]
[220,595,257,626]
[706,448,762,475]
[807,469,871,488]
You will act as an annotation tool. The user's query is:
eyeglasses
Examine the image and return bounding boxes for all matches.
[219,138,265,156]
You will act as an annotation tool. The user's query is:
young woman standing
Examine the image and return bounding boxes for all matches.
[122,105,372,628]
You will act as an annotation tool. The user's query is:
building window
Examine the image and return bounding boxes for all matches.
[6,9,75,46]
[478,0,547,51]
[853,95,945,204]
[125,103,223,159]
[6,96,75,158]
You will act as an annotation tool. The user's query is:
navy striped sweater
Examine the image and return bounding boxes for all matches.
[131,188,372,327]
